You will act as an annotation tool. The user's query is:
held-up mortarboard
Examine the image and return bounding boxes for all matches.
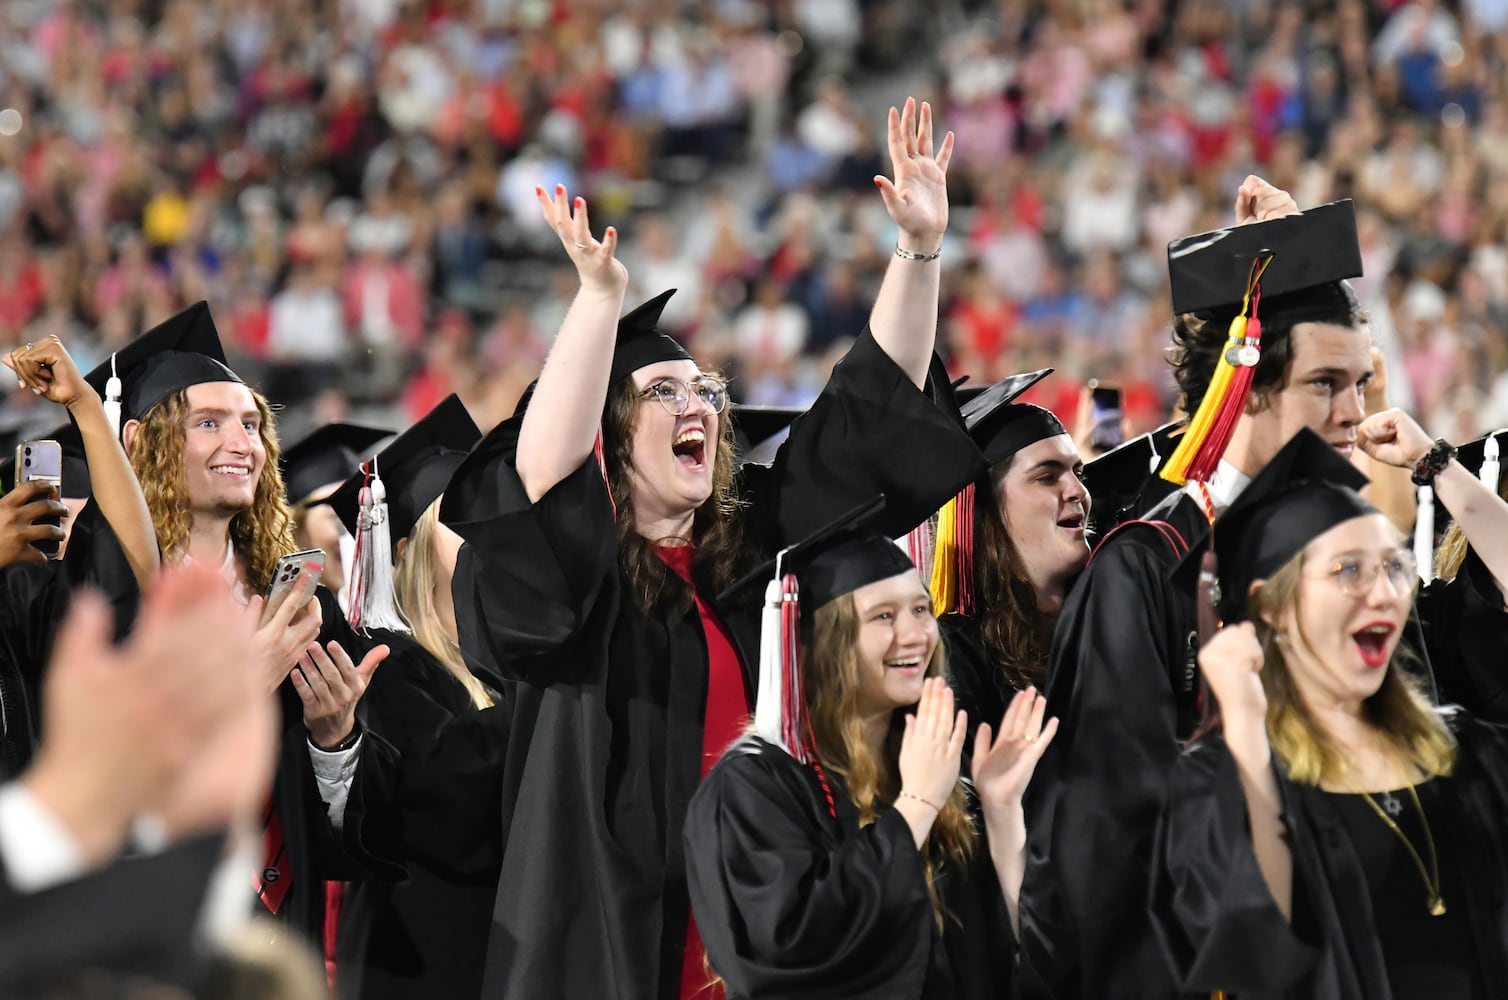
[1456,430,1505,498]
[1161,201,1363,489]
[1,422,92,497]
[731,405,803,456]
[281,423,393,506]
[929,369,1060,616]
[1079,420,1186,536]
[1172,428,1374,624]
[81,302,242,437]
[721,495,918,764]
[608,289,694,384]
[1416,428,1505,570]
[323,395,480,633]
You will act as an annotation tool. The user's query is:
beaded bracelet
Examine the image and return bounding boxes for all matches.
[898,789,942,813]
[894,243,942,262]
[1411,438,1457,487]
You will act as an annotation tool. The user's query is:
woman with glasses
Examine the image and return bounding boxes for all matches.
[433,98,989,1000]
[1150,421,1508,999]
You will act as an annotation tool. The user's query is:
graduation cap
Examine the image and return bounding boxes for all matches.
[722,495,918,764]
[0,423,92,497]
[280,423,392,506]
[607,289,693,384]
[731,405,803,455]
[81,301,242,436]
[1456,429,1506,498]
[929,369,1059,616]
[324,395,480,632]
[1161,201,1363,488]
[1173,428,1373,624]
[1080,420,1186,535]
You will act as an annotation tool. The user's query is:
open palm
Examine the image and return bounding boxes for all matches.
[971,688,1058,811]
[874,97,954,248]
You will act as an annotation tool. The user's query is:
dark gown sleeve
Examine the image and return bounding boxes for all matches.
[1017,522,1193,996]
[1149,740,1320,994]
[1417,547,1508,721]
[738,328,985,544]
[0,831,225,991]
[939,614,1007,747]
[683,742,935,999]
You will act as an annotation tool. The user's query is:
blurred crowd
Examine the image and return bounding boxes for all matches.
[1,0,1507,449]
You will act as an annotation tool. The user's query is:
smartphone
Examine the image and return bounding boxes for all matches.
[1087,379,1124,452]
[17,440,62,560]
[262,548,326,625]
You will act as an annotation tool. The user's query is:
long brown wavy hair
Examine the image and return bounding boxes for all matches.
[1247,549,1455,786]
[602,372,751,612]
[127,387,296,594]
[805,592,975,931]
[969,462,1055,691]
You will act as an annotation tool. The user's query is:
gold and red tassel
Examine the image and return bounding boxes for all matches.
[929,482,976,616]
[1161,255,1274,487]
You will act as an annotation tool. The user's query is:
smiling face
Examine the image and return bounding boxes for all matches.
[1262,513,1414,709]
[850,569,941,718]
[624,360,721,529]
[1244,320,1374,468]
[997,433,1091,597]
[176,381,268,516]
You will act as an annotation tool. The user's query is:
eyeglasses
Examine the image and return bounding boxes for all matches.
[638,376,729,416]
[1305,549,1418,598]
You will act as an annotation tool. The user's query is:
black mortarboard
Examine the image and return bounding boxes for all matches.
[281,423,393,505]
[1,423,92,497]
[81,301,242,424]
[959,369,1062,466]
[1455,430,1506,494]
[732,405,803,455]
[608,289,694,383]
[1167,200,1363,316]
[1173,429,1375,623]
[324,395,480,545]
[1080,420,1185,534]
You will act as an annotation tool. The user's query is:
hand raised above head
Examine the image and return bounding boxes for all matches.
[1357,408,1435,470]
[2,335,93,412]
[1233,175,1299,226]
[873,97,954,254]
[537,184,628,294]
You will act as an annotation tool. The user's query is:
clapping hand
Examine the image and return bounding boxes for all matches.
[971,687,1058,815]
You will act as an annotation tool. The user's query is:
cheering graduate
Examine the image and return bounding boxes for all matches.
[928,370,1091,735]
[68,302,386,942]
[319,394,497,1000]
[1015,184,1391,997]
[281,422,391,603]
[684,510,1056,999]
[0,336,158,779]
[1152,426,1508,999]
[435,98,987,999]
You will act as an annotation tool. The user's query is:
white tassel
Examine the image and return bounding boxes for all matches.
[1414,484,1435,584]
[103,353,122,439]
[1481,434,1501,496]
[336,528,357,614]
[754,576,785,749]
[347,461,411,634]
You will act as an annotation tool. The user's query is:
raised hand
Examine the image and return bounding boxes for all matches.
[537,184,627,294]
[1234,175,1299,226]
[3,335,93,411]
[0,481,68,569]
[874,97,954,254]
[897,676,968,813]
[1357,408,1435,469]
[293,639,389,749]
[1198,622,1268,731]
[971,687,1059,814]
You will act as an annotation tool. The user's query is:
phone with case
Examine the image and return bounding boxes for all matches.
[16,440,63,559]
[261,548,326,626]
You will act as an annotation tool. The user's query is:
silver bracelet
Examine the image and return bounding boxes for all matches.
[894,243,942,262]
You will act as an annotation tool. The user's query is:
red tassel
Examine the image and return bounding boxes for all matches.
[593,428,617,519]
[780,573,818,765]
[956,483,976,615]
[1186,287,1264,483]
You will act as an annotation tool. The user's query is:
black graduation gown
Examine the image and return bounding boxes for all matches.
[683,736,1014,999]
[334,628,497,1000]
[0,499,140,779]
[1150,713,1508,999]
[1016,490,1208,999]
[1417,547,1508,722]
[940,614,1012,746]
[0,832,226,996]
[441,328,987,1000]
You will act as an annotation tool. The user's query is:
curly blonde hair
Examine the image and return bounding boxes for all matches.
[127,387,296,594]
[805,593,975,931]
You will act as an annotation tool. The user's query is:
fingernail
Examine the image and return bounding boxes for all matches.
[872,177,883,187]
[535,185,543,195]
